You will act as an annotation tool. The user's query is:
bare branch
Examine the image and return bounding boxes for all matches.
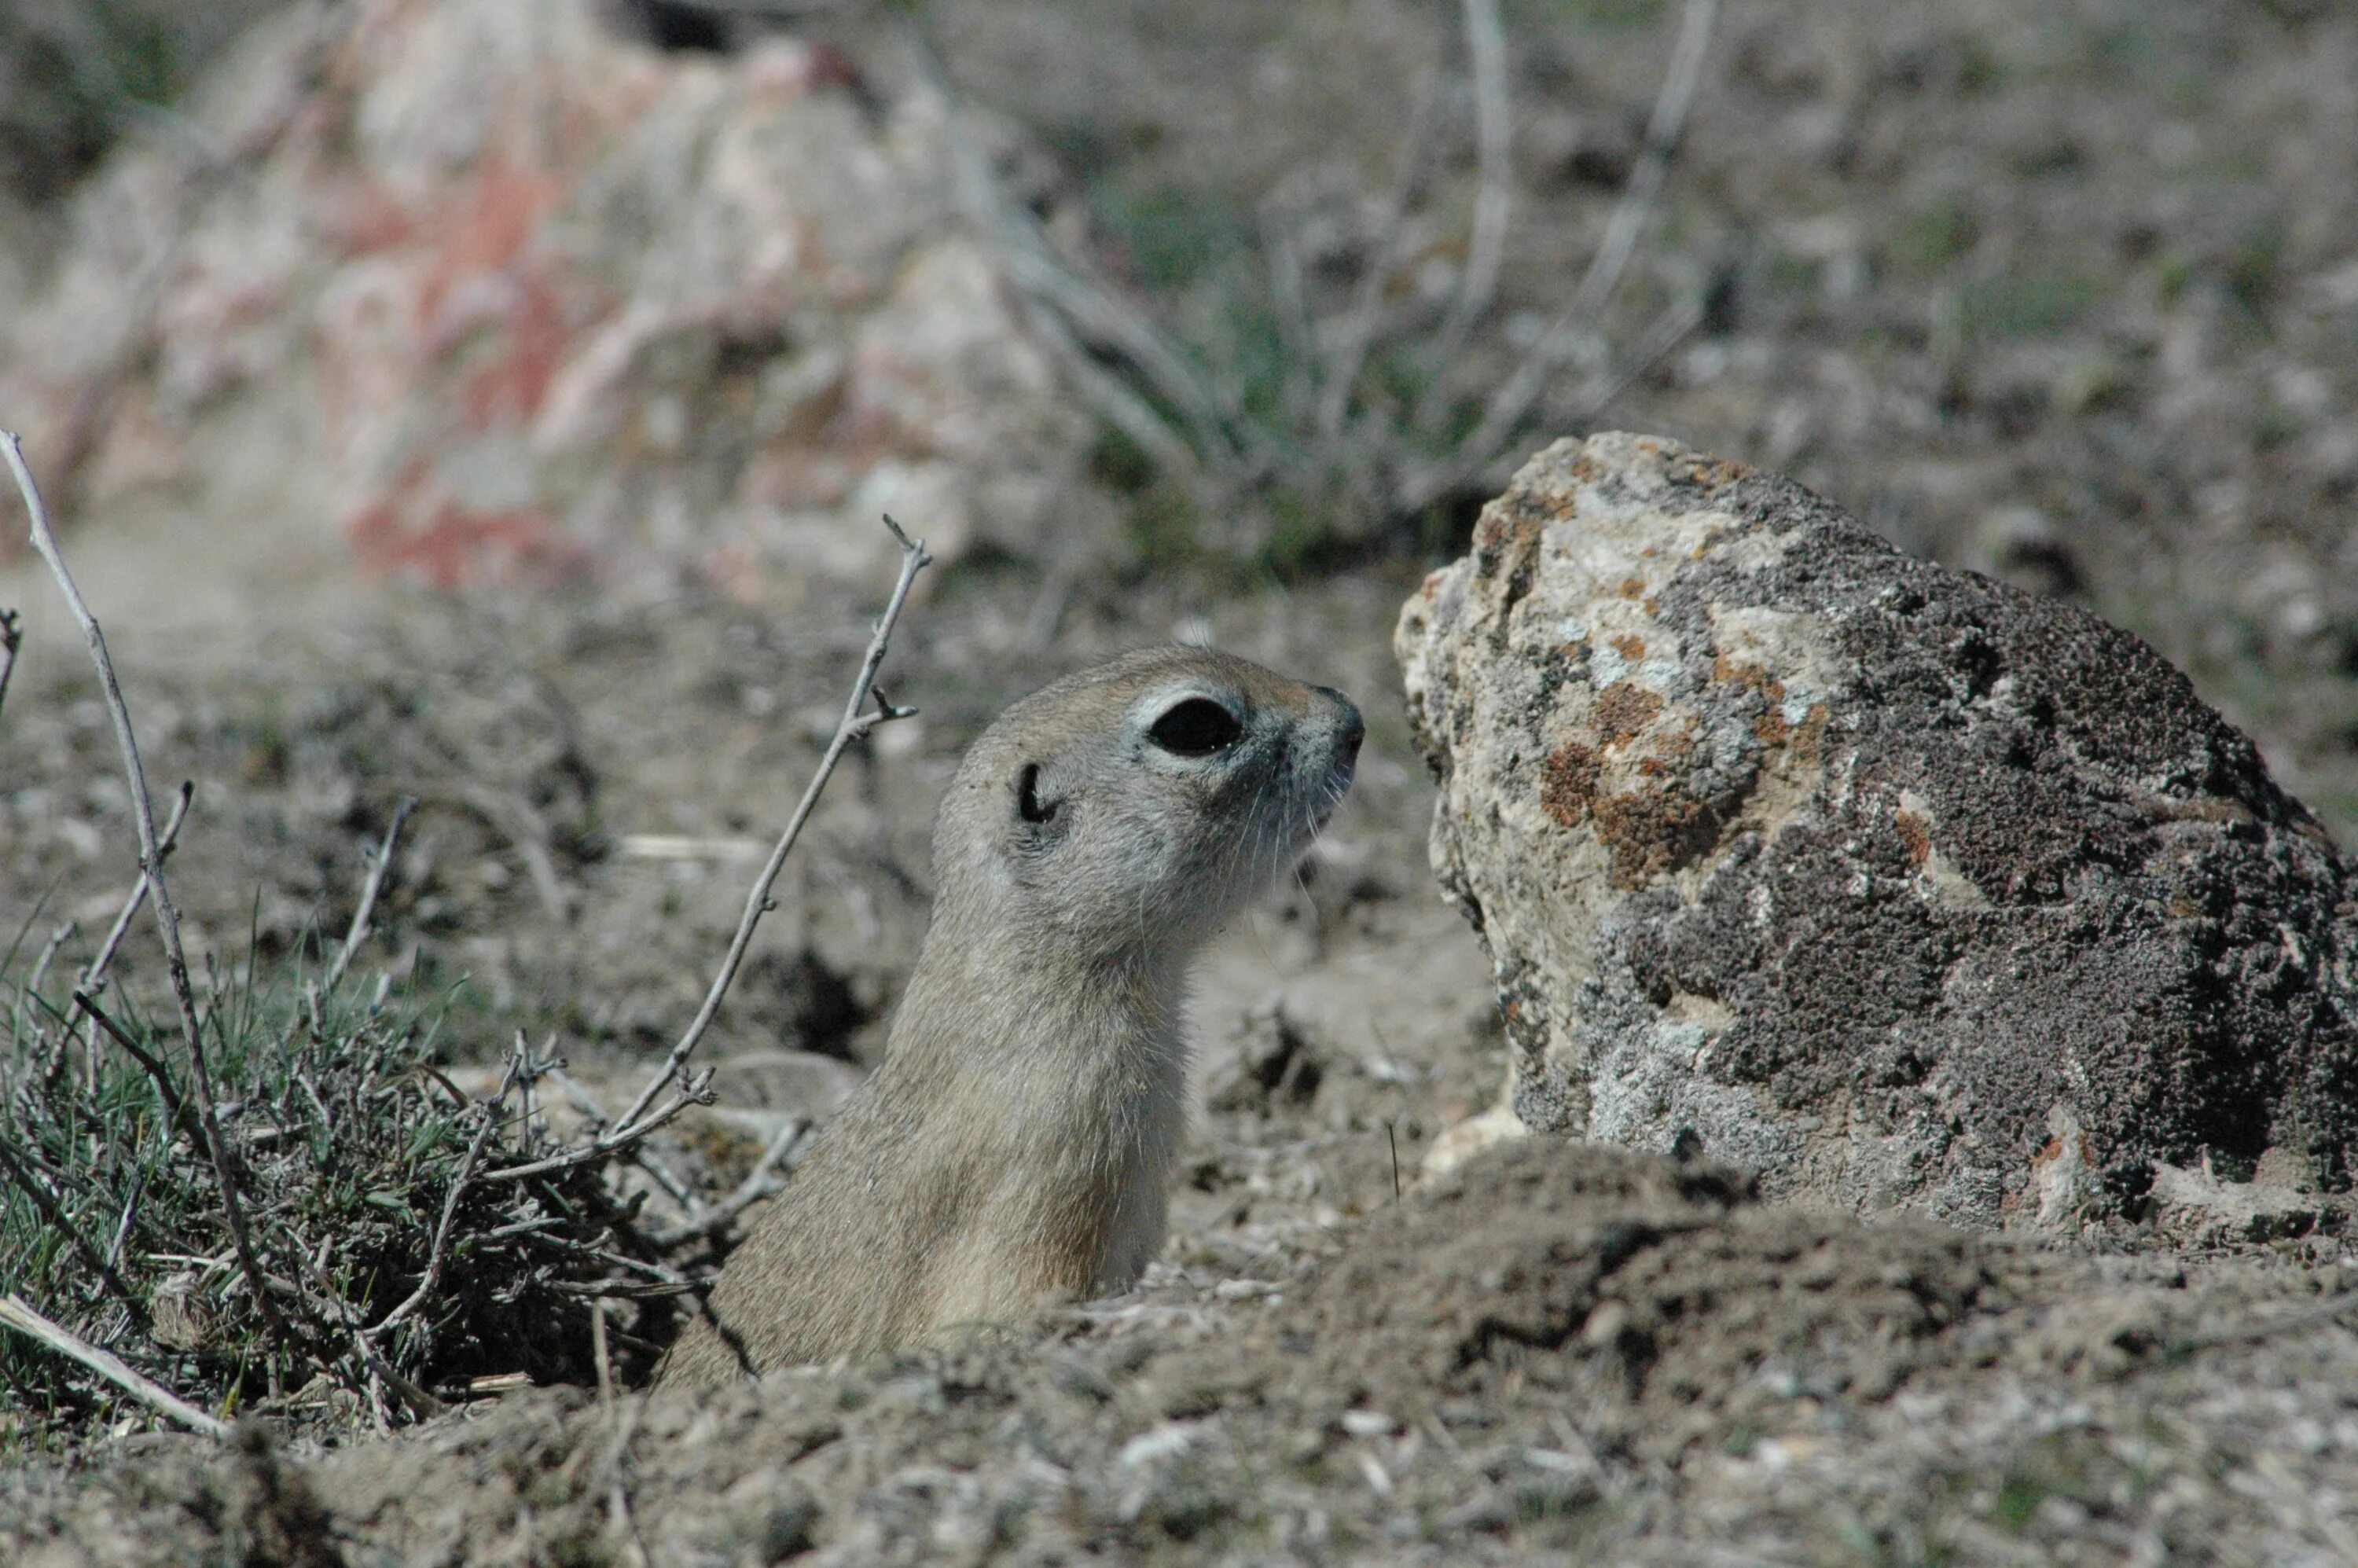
[79,779,191,997]
[909,29,1244,472]
[646,1115,806,1248]
[1010,282,1214,490]
[2,427,278,1334]
[30,920,77,1085]
[321,795,417,1000]
[0,606,20,722]
[27,922,75,1004]
[483,514,924,1190]
[1259,211,1317,432]
[363,1104,496,1343]
[604,516,929,1138]
[1559,290,1709,428]
[1569,0,1719,327]
[422,783,571,926]
[477,1073,714,1185]
[592,1298,616,1414]
[0,1292,227,1439]
[73,990,189,1137]
[0,1139,148,1325]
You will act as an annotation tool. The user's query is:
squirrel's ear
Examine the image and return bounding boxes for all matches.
[1016,762,1056,824]
[1012,761,1071,850]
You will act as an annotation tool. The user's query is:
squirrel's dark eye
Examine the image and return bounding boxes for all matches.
[1148,698,1243,757]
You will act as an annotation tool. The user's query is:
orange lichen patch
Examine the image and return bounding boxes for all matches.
[1669,454,1757,489]
[1592,787,1724,890]
[1787,703,1830,763]
[1617,576,1647,600]
[1712,655,1798,747]
[2027,1127,2092,1175]
[1609,633,1647,661]
[1592,681,1666,747]
[1541,742,1602,828]
[1896,810,1932,867]
[1470,501,1548,617]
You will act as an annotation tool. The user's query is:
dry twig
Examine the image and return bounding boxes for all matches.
[0,1140,146,1324]
[609,516,928,1133]
[481,516,926,1188]
[1317,72,1442,452]
[1434,0,1513,355]
[1408,0,1718,510]
[321,795,417,1001]
[2,428,280,1332]
[72,989,191,1136]
[593,1298,616,1412]
[647,1116,806,1249]
[362,1105,498,1344]
[910,31,1243,483]
[79,779,192,997]
[0,606,20,722]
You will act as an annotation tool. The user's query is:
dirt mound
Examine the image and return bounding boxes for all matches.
[1288,1141,2037,1453]
[11,1137,2357,1564]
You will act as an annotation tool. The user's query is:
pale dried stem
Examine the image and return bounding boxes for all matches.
[1260,212,1317,431]
[1415,0,1717,509]
[0,1291,227,1439]
[605,1394,652,1568]
[911,31,1243,472]
[73,988,190,1136]
[1434,0,1513,354]
[27,922,75,1008]
[1012,283,1212,489]
[592,1298,615,1413]
[1317,70,1442,450]
[321,794,417,1001]
[2,428,279,1333]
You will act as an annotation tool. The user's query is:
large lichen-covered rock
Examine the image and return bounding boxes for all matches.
[1397,432,2358,1226]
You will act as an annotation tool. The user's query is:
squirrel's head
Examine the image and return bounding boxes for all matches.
[930,647,1363,967]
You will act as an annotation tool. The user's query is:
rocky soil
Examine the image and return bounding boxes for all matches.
[5,0,2358,1563]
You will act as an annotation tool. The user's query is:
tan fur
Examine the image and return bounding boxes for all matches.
[656,648,1362,1385]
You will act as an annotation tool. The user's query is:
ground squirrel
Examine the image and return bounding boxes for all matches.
[656,647,1364,1385]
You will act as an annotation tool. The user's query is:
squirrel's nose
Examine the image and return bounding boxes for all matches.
[1312,685,1364,765]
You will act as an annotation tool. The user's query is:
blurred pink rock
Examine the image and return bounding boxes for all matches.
[0,0,1091,598]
